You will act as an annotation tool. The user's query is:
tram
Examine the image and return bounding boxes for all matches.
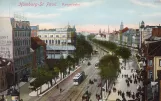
[73,71,85,85]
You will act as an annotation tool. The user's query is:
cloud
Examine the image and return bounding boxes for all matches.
[26,13,60,19]
[130,0,158,8]
[57,0,103,11]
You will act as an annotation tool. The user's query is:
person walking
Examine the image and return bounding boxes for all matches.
[56,84,59,89]
[60,88,62,93]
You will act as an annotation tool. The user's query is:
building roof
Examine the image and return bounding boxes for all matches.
[30,26,38,30]
[144,25,161,29]
[46,45,75,51]
[147,40,161,56]
[121,27,129,33]
[31,37,46,50]
[152,28,161,37]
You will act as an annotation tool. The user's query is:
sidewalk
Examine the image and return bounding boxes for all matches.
[0,77,34,96]
[29,66,81,97]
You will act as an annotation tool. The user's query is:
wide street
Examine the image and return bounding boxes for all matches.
[36,56,101,101]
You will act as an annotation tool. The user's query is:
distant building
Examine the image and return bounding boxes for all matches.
[120,22,124,30]
[30,25,39,37]
[0,58,14,92]
[0,17,33,83]
[139,21,161,48]
[38,25,76,46]
[31,37,46,69]
[132,29,140,48]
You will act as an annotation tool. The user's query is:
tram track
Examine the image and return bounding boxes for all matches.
[58,58,99,101]
[72,67,98,101]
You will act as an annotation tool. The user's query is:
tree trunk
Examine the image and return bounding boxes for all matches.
[40,86,42,94]
[54,78,57,84]
[48,82,49,89]
[101,79,103,99]
[106,79,108,92]
[37,89,38,96]
[125,59,126,66]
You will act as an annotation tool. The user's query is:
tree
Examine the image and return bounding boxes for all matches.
[115,46,131,66]
[55,56,68,79]
[66,55,75,73]
[98,55,120,92]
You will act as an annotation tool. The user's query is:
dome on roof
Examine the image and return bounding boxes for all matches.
[65,24,71,28]
[141,21,144,25]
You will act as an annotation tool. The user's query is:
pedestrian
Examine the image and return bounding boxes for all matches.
[109,90,111,95]
[56,84,59,89]
[60,88,62,93]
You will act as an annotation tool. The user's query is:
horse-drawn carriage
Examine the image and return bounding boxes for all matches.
[82,91,91,101]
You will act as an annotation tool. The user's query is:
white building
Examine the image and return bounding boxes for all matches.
[38,25,76,59]
[0,17,32,82]
[132,29,140,48]
[139,21,161,48]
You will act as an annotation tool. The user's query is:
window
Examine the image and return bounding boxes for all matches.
[15,32,17,37]
[45,35,47,37]
[46,40,48,43]
[50,35,53,37]
[56,35,59,37]
[52,40,54,44]
[148,59,152,66]
[62,35,66,37]
[58,40,60,44]
[49,40,51,44]
[159,59,161,67]
[38,35,41,37]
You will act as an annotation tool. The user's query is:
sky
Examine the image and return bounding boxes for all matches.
[0,0,161,33]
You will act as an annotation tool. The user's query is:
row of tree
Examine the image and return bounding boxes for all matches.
[30,34,93,95]
[90,38,131,92]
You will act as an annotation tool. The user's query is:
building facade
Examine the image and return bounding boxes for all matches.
[0,58,14,92]
[139,21,161,48]
[31,37,46,69]
[38,25,76,46]
[132,29,140,48]
[0,17,33,83]
[153,56,161,80]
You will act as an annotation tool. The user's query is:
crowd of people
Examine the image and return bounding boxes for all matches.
[108,64,143,101]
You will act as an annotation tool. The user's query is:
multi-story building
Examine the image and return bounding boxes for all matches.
[0,58,13,92]
[139,21,161,48]
[141,27,161,101]
[38,25,76,46]
[30,25,39,37]
[38,25,76,61]
[31,37,46,69]
[118,27,129,45]
[132,29,140,48]
[0,17,32,83]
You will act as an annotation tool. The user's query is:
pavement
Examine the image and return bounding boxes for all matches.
[107,56,143,101]
[4,64,82,101]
